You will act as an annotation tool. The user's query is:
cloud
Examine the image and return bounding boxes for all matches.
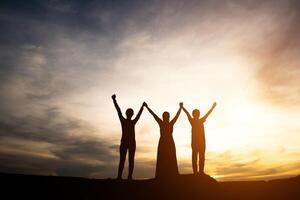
[238,0,300,107]
[0,0,300,180]
[0,0,153,178]
[206,150,300,181]
[0,105,119,177]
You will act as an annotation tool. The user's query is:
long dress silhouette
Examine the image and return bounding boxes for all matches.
[145,103,182,179]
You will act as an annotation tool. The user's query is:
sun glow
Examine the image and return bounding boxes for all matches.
[232,103,258,124]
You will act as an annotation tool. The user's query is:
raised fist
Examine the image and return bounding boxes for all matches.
[213,102,217,107]
[112,94,116,99]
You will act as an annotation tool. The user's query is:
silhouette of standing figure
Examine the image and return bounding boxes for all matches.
[182,102,216,175]
[112,94,144,180]
[144,102,182,179]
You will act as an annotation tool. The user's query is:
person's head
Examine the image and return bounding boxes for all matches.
[126,108,134,119]
[192,109,200,119]
[162,111,170,122]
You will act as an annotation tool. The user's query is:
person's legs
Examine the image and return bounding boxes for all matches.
[128,143,136,180]
[198,150,205,174]
[117,143,127,179]
[192,149,198,174]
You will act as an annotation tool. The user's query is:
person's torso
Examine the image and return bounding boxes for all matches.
[159,122,173,139]
[191,118,205,143]
[120,119,135,143]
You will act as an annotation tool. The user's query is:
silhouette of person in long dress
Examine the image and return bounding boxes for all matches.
[112,94,144,180]
[144,102,183,179]
[182,102,216,175]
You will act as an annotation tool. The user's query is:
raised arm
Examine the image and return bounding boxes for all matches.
[170,103,183,125]
[182,106,193,124]
[144,103,162,124]
[133,103,144,124]
[112,94,124,120]
[202,102,217,121]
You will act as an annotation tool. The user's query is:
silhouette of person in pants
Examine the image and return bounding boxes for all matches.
[112,94,144,180]
[182,102,216,175]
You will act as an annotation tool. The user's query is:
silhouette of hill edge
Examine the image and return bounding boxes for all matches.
[1,172,300,200]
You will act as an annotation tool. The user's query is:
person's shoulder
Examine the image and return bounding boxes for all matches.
[120,117,126,122]
[190,118,197,125]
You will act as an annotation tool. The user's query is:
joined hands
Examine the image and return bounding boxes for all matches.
[143,102,148,108]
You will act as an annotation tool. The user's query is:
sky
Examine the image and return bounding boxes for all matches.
[0,0,300,181]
